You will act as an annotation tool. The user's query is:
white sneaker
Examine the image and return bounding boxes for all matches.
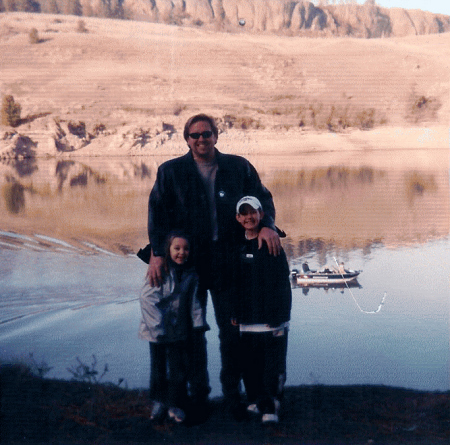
[261,399,280,424]
[168,407,186,423]
[262,413,279,423]
[150,401,165,420]
[247,403,260,414]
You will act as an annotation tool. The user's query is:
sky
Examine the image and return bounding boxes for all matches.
[359,1,450,16]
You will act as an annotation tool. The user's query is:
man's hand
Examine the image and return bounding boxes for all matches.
[258,226,281,256]
[147,253,166,287]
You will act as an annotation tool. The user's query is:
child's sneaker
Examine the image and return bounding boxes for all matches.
[168,407,186,423]
[247,403,260,415]
[150,401,165,421]
[261,399,280,424]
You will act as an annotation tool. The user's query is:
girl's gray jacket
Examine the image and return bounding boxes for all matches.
[138,266,208,343]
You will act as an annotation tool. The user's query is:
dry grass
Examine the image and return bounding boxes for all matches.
[1,12,448,144]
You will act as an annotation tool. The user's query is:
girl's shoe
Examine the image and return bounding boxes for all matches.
[150,401,165,421]
[168,407,186,423]
[247,403,260,415]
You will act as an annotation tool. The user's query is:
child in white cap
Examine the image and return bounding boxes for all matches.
[233,196,292,424]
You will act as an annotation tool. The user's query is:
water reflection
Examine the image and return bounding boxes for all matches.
[2,181,26,214]
[0,150,448,392]
[0,151,448,259]
[293,280,362,294]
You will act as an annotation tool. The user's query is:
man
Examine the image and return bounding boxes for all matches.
[147,113,281,419]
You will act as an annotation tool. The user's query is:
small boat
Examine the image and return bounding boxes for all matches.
[291,262,361,286]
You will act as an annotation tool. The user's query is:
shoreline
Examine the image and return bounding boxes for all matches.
[1,124,448,159]
[1,363,449,444]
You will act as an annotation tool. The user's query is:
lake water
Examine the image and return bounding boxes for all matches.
[0,149,448,395]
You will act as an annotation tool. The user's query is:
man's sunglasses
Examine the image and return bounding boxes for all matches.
[188,131,213,139]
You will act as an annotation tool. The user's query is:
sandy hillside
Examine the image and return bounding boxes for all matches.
[0,12,449,158]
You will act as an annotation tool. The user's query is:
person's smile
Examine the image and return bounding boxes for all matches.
[187,121,217,163]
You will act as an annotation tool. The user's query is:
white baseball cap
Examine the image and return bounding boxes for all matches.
[236,196,262,214]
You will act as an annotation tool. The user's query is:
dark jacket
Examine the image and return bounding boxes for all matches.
[234,237,292,327]
[148,149,276,288]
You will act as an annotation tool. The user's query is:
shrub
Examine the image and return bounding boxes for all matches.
[29,27,40,44]
[67,355,109,384]
[355,108,376,130]
[76,19,88,33]
[408,93,441,123]
[92,123,107,136]
[298,102,383,132]
[28,353,53,378]
[1,95,21,127]
[222,114,262,130]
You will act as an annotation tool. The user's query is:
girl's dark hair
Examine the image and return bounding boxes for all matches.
[164,230,191,262]
[183,113,219,141]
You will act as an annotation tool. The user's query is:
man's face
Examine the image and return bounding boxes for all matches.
[187,120,217,162]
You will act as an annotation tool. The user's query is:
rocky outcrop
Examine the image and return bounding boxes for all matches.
[5,0,449,37]
[0,131,38,176]
[0,119,180,158]
[51,119,92,152]
[0,131,37,159]
[120,0,450,38]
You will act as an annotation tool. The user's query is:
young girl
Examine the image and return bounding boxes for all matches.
[138,231,208,423]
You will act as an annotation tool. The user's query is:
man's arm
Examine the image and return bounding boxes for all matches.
[146,250,166,287]
[148,164,177,257]
[258,226,281,256]
[147,166,171,285]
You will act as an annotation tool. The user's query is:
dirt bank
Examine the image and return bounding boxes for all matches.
[1,364,449,445]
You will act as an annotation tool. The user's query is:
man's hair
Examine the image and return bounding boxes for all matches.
[183,113,219,141]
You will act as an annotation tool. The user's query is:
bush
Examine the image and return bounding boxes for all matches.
[408,93,441,123]
[92,123,107,136]
[355,108,376,130]
[29,27,40,44]
[76,19,88,33]
[1,95,21,127]
[297,102,383,132]
[222,114,262,130]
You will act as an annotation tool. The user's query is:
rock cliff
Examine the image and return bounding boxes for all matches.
[118,0,449,37]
